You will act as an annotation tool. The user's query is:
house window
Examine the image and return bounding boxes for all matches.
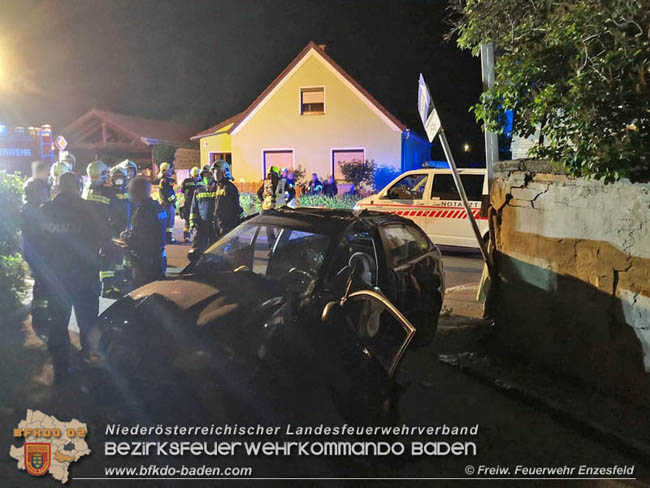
[210,152,232,165]
[300,87,325,115]
[332,149,365,181]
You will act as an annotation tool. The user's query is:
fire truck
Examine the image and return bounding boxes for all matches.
[0,124,54,174]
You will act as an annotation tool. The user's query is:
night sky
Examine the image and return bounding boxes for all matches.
[1,0,484,164]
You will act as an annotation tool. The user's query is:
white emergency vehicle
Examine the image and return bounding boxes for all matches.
[354,166,489,248]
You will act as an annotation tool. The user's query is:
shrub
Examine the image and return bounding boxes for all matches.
[0,170,27,314]
[239,193,261,216]
[299,194,361,209]
[152,144,177,167]
[338,159,376,194]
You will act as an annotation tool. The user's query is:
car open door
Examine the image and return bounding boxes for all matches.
[337,289,416,377]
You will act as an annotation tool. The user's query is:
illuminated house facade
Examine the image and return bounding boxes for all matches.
[192,42,430,182]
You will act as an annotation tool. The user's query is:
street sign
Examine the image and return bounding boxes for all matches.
[55,135,67,151]
[418,73,441,142]
[417,73,493,276]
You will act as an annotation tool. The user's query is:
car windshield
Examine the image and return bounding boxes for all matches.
[198,222,331,286]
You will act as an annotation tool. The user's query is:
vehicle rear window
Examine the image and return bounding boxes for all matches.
[431,174,484,201]
[381,224,431,266]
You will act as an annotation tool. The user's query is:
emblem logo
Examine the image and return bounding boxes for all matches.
[25,443,51,476]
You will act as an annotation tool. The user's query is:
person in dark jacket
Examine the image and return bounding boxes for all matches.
[307,173,323,195]
[21,160,51,339]
[323,175,338,198]
[107,165,131,296]
[180,166,200,242]
[158,162,177,244]
[212,160,243,238]
[283,169,297,208]
[37,172,109,384]
[189,165,217,254]
[121,177,167,288]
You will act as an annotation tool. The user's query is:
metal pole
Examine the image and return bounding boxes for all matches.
[438,127,494,276]
[480,42,498,187]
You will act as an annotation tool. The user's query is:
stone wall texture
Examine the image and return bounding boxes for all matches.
[490,159,650,404]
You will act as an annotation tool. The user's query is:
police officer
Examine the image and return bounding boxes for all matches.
[189,165,217,255]
[82,161,114,297]
[158,162,177,244]
[212,160,243,238]
[121,177,167,288]
[21,160,51,339]
[180,166,200,242]
[37,172,108,383]
[106,166,131,296]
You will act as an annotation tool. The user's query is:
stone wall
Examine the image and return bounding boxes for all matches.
[490,159,650,404]
[173,147,200,170]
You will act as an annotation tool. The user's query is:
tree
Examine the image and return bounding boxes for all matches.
[152,144,177,167]
[338,159,376,194]
[448,0,649,181]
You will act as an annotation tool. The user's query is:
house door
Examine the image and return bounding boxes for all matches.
[262,150,294,178]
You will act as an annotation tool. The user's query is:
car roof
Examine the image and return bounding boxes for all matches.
[248,207,411,234]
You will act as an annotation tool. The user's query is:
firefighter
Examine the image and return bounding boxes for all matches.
[120,177,167,288]
[180,166,200,242]
[189,165,217,256]
[158,162,177,244]
[212,160,243,238]
[257,165,280,211]
[37,172,108,383]
[82,161,114,297]
[257,165,280,248]
[107,165,131,295]
[118,159,138,181]
[21,160,51,340]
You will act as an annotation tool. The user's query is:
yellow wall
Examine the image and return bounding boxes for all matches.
[229,51,402,182]
[198,123,233,166]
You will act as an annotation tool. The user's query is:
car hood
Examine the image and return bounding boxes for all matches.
[125,271,284,328]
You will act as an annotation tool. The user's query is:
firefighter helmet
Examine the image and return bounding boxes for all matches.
[190,166,199,178]
[269,166,280,175]
[50,160,71,183]
[200,164,211,175]
[110,165,127,186]
[59,151,76,168]
[211,160,232,179]
[87,160,109,182]
[119,159,138,179]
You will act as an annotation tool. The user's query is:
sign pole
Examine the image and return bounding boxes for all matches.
[437,127,493,275]
[418,73,494,277]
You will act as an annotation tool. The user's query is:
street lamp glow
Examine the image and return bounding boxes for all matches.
[463,142,471,152]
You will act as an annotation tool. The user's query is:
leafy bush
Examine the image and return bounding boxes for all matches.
[0,170,27,314]
[0,254,27,313]
[293,165,307,187]
[338,159,376,194]
[448,0,650,181]
[373,165,401,192]
[298,194,361,209]
[239,193,261,216]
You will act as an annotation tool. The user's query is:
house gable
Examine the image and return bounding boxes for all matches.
[229,42,405,135]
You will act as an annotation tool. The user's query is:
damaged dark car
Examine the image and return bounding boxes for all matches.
[95,208,445,424]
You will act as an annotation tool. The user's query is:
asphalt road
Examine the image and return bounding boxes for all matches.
[440,248,484,289]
